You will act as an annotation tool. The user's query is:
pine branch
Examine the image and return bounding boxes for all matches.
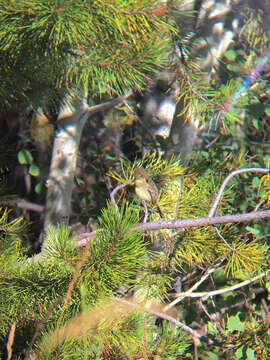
[136,167,270,231]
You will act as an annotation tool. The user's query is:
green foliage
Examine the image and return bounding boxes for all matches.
[17,149,33,165]
[108,153,269,279]
[1,156,269,358]
[80,202,147,297]
[0,0,175,106]
[222,315,270,359]
[108,152,185,183]
[17,148,41,178]
[1,1,270,359]
[0,208,28,267]
[36,300,190,360]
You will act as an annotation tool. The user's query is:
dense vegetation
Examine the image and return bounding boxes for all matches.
[0,1,270,359]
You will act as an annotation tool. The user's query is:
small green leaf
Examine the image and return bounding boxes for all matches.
[227,313,244,332]
[246,226,260,236]
[18,149,33,165]
[252,176,260,187]
[252,118,259,130]
[225,49,237,61]
[235,345,244,358]
[265,107,270,116]
[29,164,40,177]
[246,348,255,360]
[209,352,219,360]
[76,177,85,185]
[227,64,241,72]
[35,182,46,195]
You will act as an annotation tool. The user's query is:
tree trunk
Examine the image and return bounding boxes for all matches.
[42,91,132,249]
[42,95,90,248]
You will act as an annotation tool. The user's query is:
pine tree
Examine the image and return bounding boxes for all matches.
[1,1,270,359]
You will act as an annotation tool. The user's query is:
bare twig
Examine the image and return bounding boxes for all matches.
[208,168,270,217]
[82,168,270,247]
[207,168,269,254]
[215,226,235,251]
[115,297,198,338]
[0,199,44,212]
[110,181,131,216]
[142,200,148,223]
[84,91,133,114]
[165,260,225,310]
[254,198,266,211]
[151,310,198,337]
[173,272,267,301]
[199,301,224,334]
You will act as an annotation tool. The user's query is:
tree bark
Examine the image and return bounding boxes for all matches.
[42,95,90,246]
[42,91,132,249]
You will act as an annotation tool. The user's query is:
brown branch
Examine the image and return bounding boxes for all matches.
[115,297,197,338]
[137,209,270,232]
[84,91,133,114]
[110,181,131,216]
[114,297,219,347]
[135,168,270,232]
[0,199,44,213]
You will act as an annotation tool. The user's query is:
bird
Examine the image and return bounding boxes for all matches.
[134,167,163,216]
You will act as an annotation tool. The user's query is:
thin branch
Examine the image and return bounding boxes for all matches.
[142,200,148,223]
[115,297,220,347]
[0,199,44,213]
[215,226,235,251]
[115,297,198,338]
[151,310,197,337]
[199,300,224,334]
[79,168,270,247]
[208,168,270,217]
[84,91,133,115]
[76,229,109,248]
[137,208,270,232]
[110,181,131,216]
[173,272,267,301]
[165,259,226,310]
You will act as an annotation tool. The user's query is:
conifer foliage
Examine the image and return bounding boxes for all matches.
[0,0,173,106]
[1,1,270,359]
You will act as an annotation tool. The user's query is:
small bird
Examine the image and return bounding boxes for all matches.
[134,167,162,216]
